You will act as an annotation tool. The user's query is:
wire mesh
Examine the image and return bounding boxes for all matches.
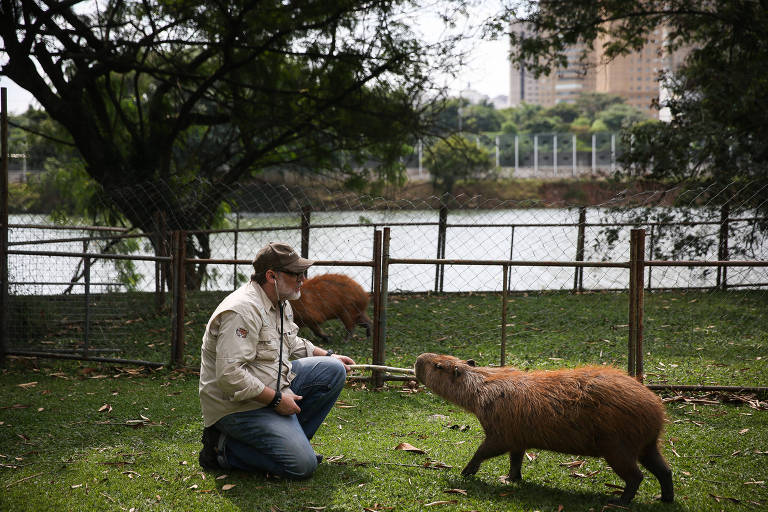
[3,179,767,389]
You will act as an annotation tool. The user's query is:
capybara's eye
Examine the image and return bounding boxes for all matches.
[434,363,443,369]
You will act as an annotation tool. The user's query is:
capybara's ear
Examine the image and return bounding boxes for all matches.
[466,359,477,367]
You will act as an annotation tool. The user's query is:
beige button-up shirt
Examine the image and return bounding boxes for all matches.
[199,282,316,426]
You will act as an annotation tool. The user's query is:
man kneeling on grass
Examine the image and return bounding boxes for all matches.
[198,242,355,478]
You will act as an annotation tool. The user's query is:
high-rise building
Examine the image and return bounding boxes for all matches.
[508,22,689,118]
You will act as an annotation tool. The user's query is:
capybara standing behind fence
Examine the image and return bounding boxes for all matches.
[415,353,673,505]
[290,273,372,343]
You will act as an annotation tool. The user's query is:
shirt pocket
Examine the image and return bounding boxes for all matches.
[255,327,280,362]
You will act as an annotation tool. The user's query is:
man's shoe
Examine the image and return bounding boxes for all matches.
[199,426,221,470]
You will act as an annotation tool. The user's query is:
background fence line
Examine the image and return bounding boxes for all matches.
[3,214,767,393]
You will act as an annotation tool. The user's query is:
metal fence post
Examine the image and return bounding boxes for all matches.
[717,203,730,290]
[374,228,390,388]
[573,207,586,292]
[154,211,167,311]
[553,134,558,176]
[507,226,515,291]
[572,134,577,177]
[300,204,311,263]
[501,264,508,367]
[371,229,382,386]
[170,231,187,367]
[83,240,91,357]
[0,88,8,364]
[435,203,448,292]
[647,224,655,291]
[629,229,646,382]
[233,211,240,290]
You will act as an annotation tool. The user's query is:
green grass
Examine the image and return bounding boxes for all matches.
[2,290,767,511]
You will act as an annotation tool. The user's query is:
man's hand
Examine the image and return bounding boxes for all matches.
[331,354,356,372]
[275,389,302,415]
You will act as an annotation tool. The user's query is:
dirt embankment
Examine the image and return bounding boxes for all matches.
[345,178,677,208]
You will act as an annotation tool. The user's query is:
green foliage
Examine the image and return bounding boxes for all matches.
[493,0,768,216]
[589,118,609,134]
[501,120,518,134]
[423,135,494,195]
[0,0,464,280]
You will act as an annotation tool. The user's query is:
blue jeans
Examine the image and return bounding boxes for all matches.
[214,356,346,478]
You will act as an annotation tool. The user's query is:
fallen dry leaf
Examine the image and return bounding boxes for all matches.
[424,500,457,506]
[98,404,112,413]
[443,489,467,495]
[216,474,228,480]
[221,484,236,491]
[738,428,750,435]
[394,442,425,454]
[17,382,37,389]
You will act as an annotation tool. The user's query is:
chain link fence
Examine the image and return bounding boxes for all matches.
[2,177,767,390]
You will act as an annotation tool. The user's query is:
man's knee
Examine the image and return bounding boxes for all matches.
[325,357,347,391]
[284,449,319,479]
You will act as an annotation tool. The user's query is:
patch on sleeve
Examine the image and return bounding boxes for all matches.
[235,327,249,339]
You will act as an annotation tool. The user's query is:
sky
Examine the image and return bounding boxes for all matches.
[0,2,511,114]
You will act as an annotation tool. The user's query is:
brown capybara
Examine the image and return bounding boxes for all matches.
[414,353,673,505]
[290,273,372,343]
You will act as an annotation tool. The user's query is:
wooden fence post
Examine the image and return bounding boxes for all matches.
[170,231,187,367]
[629,229,645,382]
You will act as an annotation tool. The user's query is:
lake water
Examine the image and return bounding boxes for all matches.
[7,209,767,295]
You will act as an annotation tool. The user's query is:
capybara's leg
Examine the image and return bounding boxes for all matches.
[639,445,674,502]
[308,323,330,344]
[358,313,372,338]
[508,451,524,481]
[461,439,507,476]
[338,309,357,341]
[604,453,643,505]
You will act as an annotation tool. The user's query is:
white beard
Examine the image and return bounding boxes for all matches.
[276,278,301,301]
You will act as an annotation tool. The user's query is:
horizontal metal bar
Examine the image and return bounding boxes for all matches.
[389,258,630,268]
[8,281,128,286]
[6,350,165,367]
[9,232,154,246]
[9,223,130,233]
[646,260,768,267]
[8,249,171,262]
[190,258,374,267]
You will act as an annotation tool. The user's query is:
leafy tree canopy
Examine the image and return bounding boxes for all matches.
[423,134,493,195]
[0,0,466,288]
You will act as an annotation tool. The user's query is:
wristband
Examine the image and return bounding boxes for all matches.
[267,391,282,408]
[325,349,334,357]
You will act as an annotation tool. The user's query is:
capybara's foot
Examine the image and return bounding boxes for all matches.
[461,464,479,476]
